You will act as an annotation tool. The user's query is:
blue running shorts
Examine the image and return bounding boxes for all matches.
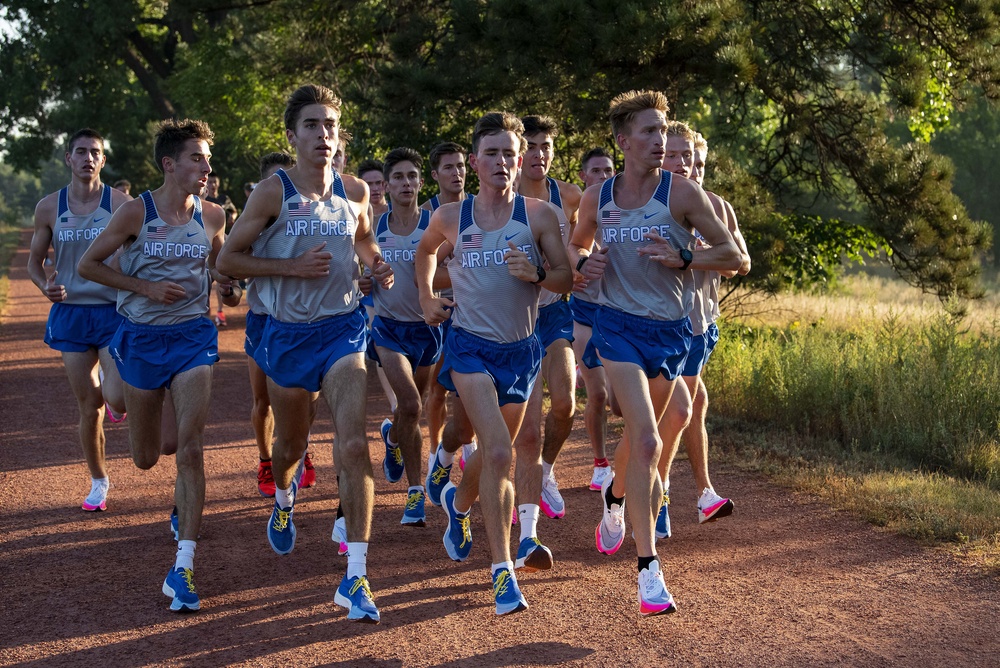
[535,301,574,350]
[372,316,444,369]
[111,317,218,391]
[244,309,268,357]
[254,308,367,392]
[45,302,123,353]
[591,306,692,380]
[681,323,720,377]
[438,327,542,406]
[569,295,600,329]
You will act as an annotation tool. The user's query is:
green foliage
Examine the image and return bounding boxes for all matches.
[707,314,1000,487]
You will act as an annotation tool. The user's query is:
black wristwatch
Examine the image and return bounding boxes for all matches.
[576,256,589,273]
[679,248,693,271]
[532,265,547,284]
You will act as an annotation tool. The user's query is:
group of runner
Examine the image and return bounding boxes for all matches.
[29,84,750,623]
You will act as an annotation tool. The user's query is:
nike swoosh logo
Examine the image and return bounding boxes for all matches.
[643,213,657,219]
[207,352,218,358]
[504,234,518,241]
[411,239,420,244]
[94,217,105,224]
[186,232,199,237]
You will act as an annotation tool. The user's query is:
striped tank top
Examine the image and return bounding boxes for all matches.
[372,208,431,322]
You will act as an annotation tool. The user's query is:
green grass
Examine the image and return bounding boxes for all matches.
[0,220,25,315]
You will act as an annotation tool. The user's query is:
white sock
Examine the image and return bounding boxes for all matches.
[346,542,368,579]
[518,504,540,542]
[542,461,553,479]
[491,560,514,575]
[409,485,425,496]
[90,476,109,490]
[175,540,196,571]
[275,485,294,509]
[438,444,455,466]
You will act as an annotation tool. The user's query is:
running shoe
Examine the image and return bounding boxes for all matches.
[589,465,611,491]
[381,419,404,483]
[170,506,179,541]
[334,574,380,623]
[596,473,626,555]
[442,482,471,561]
[698,487,734,524]
[215,311,227,327]
[257,460,276,497]
[458,441,477,471]
[331,516,348,556]
[267,483,297,555]
[492,567,528,616]
[425,443,452,507]
[540,472,566,519]
[81,478,108,512]
[104,402,126,423]
[162,566,200,612]
[401,489,426,527]
[637,561,677,616]
[656,491,672,540]
[300,452,316,489]
[514,537,553,573]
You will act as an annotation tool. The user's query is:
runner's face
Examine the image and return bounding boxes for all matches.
[361,170,386,205]
[618,108,667,170]
[205,176,220,198]
[167,139,212,196]
[692,149,707,185]
[662,135,694,178]
[470,132,522,191]
[580,156,614,189]
[386,160,422,208]
[65,138,106,181]
[523,132,554,182]
[432,152,466,196]
[333,143,347,173]
[288,104,339,167]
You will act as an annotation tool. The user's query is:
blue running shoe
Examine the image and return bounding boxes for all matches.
[162,566,200,612]
[492,567,528,616]
[655,491,672,540]
[267,483,297,555]
[401,488,426,527]
[170,506,179,542]
[425,443,452,507]
[334,574,380,623]
[381,419,404,483]
[442,482,471,561]
[514,537,553,573]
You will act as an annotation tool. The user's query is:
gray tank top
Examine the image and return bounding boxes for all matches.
[536,177,570,308]
[689,268,720,336]
[373,208,431,322]
[53,186,118,305]
[596,171,695,321]
[118,191,211,325]
[450,195,541,343]
[251,169,360,322]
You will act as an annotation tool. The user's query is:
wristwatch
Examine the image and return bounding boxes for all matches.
[679,248,693,271]
[533,265,547,284]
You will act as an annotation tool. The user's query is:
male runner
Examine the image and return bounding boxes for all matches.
[369,147,444,527]
[652,126,750,538]
[358,159,390,220]
[569,91,741,616]
[514,116,582,522]
[217,84,392,624]
[570,147,616,492]
[79,119,239,612]
[416,111,573,615]
[28,128,130,512]
[203,173,239,327]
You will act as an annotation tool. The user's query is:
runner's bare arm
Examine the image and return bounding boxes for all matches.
[416,206,457,325]
[27,195,63,302]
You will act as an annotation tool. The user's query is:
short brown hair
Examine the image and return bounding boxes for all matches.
[429,142,466,171]
[521,115,558,138]
[153,119,213,173]
[608,90,670,138]
[665,120,697,142]
[66,128,104,154]
[471,112,525,155]
[259,151,295,179]
[284,84,341,131]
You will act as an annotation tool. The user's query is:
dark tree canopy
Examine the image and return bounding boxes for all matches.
[3,0,999,299]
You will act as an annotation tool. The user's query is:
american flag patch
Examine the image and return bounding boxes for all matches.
[602,210,621,224]
[288,201,312,218]
[462,233,483,249]
[378,235,395,248]
[60,215,86,228]
[147,225,168,240]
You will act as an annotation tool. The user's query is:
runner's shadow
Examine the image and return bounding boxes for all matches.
[430,642,593,667]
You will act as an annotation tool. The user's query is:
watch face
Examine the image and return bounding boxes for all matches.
[681,248,693,262]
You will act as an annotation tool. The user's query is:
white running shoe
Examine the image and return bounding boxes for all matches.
[637,560,677,616]
[458,441,477,471]
[331,516,348,556]
[589,465,611,491]
[82,478,109,512]
[697,487,734,524]
[540,472,566,519]
[595,473,625,555]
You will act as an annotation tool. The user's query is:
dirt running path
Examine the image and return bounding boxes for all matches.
[1,230,998,667]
